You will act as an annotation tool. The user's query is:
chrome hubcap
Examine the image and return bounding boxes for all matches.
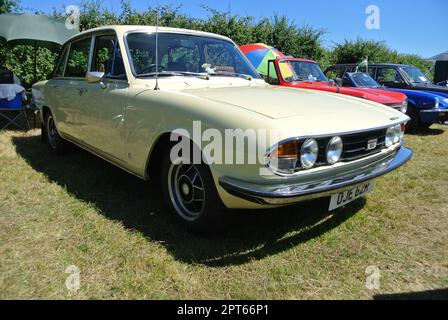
[168,163,205,221]
[47,116,58,149]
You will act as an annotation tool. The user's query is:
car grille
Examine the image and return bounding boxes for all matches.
[310,128,388,165]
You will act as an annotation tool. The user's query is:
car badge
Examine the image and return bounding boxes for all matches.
[367,138,378,150]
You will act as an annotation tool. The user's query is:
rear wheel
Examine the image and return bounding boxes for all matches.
[160,144,232,235]
[44,112,68,153]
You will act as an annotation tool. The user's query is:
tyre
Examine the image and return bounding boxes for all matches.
[160,144,232,235]
[405,106,421,132]
[44,112,68,154]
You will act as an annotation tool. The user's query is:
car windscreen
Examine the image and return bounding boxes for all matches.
[401,66,430,84]
[125,32,261,79]
[349,72,381,88]
[279,60,328,82]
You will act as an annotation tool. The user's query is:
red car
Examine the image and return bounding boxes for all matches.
[240,47,408,112]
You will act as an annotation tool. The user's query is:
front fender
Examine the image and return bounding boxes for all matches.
[123,87,279,178]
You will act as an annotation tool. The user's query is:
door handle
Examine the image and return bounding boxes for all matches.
[77,88,87,96]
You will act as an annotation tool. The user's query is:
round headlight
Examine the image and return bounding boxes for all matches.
[386,125,401,147]
[326,136,343,164]
[401,99,408,114]
[385,126,395,147]
[394,125,401,144]
[300,139,318,169]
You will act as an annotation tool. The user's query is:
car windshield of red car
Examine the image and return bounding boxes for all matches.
[279,60,328,83]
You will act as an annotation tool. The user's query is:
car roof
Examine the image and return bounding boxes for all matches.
[331,63,411,68]
[275,57,317,63]
[65,25,234,44]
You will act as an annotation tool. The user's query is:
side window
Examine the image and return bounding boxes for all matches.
[65,38,91,78]
[367,67,376,78]
[325,68,340,81]
[376,67,403,84]
[92,35,127,79]
[54,45,69,78]
[266,60,279,84]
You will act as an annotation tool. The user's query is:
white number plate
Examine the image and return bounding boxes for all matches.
[329,183,373,211]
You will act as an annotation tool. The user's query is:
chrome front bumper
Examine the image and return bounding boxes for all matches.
[219,147,413,205]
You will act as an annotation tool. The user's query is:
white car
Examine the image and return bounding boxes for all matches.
[33,26,413,233]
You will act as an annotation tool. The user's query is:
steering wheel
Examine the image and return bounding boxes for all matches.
[140,64,167,74]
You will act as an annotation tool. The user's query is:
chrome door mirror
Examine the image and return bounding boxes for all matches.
[86,71,105,83]
[86,71,107,89]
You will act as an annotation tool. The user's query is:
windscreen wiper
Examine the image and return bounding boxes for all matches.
[135,71,183,78]
[136,71,210,80]
[209,72,253,81]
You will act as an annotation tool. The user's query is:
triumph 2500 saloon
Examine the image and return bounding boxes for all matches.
[32,26,413,233]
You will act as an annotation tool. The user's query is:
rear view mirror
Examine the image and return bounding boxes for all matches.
[86,71,105,84]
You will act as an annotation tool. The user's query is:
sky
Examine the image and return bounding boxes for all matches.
[19,0,448,58]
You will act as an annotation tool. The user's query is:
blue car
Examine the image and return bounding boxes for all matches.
[327,71,448,131]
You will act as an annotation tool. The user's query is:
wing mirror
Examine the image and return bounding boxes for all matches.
[86,71,107,88]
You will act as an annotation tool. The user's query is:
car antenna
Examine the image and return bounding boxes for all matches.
[154,0,160,90]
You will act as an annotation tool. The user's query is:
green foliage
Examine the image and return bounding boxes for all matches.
[0,0,433,87]
[330,38,433,78]
[0,0,20,14]
[0,41,56,87]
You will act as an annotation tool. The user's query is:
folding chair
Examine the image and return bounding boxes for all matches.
[0,106,31,130]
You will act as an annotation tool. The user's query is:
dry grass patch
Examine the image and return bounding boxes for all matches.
[0,126,447,299]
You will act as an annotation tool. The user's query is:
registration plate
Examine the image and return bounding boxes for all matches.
[329,183,373,211]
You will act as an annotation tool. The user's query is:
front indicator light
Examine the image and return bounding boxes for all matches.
[401,99,408,113]
[266,140,299,174]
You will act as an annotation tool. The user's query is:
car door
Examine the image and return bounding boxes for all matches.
[76,33,128,162]
[57,36,93,140]
[376,67,407,88]
[45,44,72,135]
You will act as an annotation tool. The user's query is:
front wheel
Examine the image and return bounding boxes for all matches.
[160,146,232,235]
[405,106,422,132]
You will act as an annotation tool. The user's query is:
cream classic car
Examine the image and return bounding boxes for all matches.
[33,26,412,233]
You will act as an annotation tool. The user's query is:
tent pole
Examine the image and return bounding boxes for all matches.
[34,40,37,85]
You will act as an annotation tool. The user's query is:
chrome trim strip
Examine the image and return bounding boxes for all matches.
[219,147,412,205]
[419,109,448,113]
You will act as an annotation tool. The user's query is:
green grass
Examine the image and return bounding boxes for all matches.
[0,126,447,299]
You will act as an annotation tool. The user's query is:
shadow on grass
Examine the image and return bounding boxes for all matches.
[13,134,364,267]
[406,126,445,136]
[374,288,448,300]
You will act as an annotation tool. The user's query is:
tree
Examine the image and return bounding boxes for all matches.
[0,0,20,14]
